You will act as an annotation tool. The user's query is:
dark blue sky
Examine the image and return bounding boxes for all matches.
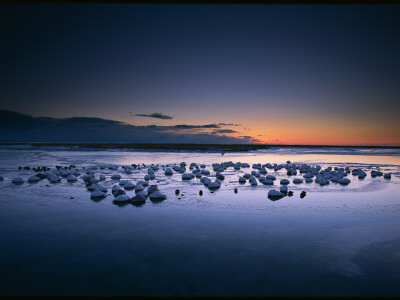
[1,3,400,145]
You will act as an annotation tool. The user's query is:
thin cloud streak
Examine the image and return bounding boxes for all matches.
[134,113,173,120]
[218,123,241,126]
[213,129,237,134]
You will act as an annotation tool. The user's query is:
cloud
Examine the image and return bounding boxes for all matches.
[213,129,237,134]
[0,110,255,144]
[134,113,173,120]
[239,135,263,143]
[218,123,241,126]
[172,124,220,129]
[140,124,221,132]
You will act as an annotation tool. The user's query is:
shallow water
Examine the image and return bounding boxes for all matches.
[0,148,399,296]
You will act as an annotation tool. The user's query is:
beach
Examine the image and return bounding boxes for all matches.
[0,146,399,296]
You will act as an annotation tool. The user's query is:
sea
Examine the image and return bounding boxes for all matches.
[0,145,399,296]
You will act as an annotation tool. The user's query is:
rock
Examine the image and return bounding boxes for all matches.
[90,191,106,198]
[384,173,391,179]
[338,178,351,185]
[130,194,146,205]
[293,178,303,184]
[28,175,40,182]
[268,190,285,200]
[268,190,284,197]
[96,186,107,192]
[147,185,158,194]
[319,179,330,186]
[280,185,288,193]
[35,173,47,179]
[124,182,135,190]
[149,191,167,201]
[113,194,130,203]
[135,183,144,192]
[250,179,258,185]
[66,174,77,182]
[265,175,276,180]
[238,177,247,183]
[263,179,274,185]
[234,188,238,194]
[164,168,173,175]
[201,170,210,175]
[111,174,121,180]
[137,180,148,187]
[48,174,60,183]
[137,190,148,198]
[99,174,106,181]
[87,184,99,191]
[358,172,367,179]
[202,177,212,185]
[12,177,24,184]
[280,179,290,185]
[208,181,221,189]
[112,188,126,196]
[182,173,194,180]
[216,172,225,180]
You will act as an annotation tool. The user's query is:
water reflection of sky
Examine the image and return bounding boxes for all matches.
[1,148,400,296]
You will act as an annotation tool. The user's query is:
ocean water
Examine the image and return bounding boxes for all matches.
[0,147,399,296]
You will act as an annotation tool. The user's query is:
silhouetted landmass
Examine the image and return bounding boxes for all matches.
[0,142,269,151]
[0,142,399,152]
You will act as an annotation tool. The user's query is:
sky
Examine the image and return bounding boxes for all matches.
[1,3,400,145]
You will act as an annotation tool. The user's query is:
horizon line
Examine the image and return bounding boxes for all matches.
[0,142,399,148]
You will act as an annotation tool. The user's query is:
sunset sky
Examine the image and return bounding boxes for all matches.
[1,3,400,145]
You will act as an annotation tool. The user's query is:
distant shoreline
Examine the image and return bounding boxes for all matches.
[0,142,399,152]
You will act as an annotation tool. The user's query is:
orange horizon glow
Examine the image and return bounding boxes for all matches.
[224,123,400,147]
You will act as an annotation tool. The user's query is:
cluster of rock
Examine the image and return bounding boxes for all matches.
[2,160,394,204]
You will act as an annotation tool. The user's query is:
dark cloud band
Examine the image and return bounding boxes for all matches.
[134,113,173,120]
[0,110,254,144]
